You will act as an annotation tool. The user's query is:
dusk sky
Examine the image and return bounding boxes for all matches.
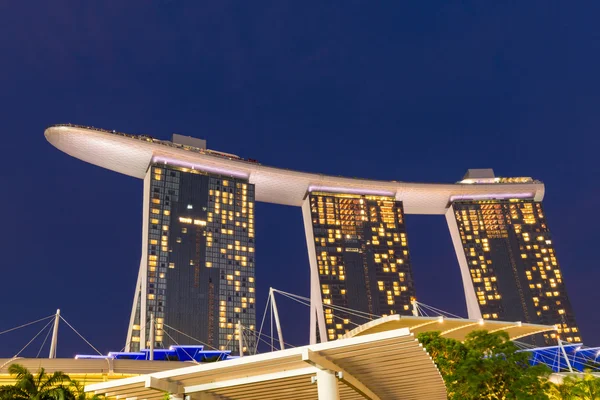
[1,2,599,357]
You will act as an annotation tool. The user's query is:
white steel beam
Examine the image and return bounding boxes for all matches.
[145,376,182,395]
[302,349,382,400]
[184,367,317,394]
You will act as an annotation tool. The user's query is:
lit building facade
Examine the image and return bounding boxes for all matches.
[126,163,256,354]
[45,125,583,348]
[303,192,417,341]
[446,171,580,345]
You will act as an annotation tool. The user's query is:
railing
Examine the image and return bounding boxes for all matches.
[48,124,260,164]
[48,124,543,186]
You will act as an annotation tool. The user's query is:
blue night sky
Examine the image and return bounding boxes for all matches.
[1,2,599,356]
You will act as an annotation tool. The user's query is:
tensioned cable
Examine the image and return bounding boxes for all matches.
[270,295,274,351]
[161,329,199,364]
[276,292,364,327]
[35,321,54,358]
[275,289,380,319]
[254,295,272,354]
[275,292,363,328]
[241,325,296,350]
[415,302,463,319]
[161,324,219,351]
[275,291,374,323]
[520,345,600,371]
[244,326,277,352]
[0,315,54,336]
[252,331,277,352]
[514,341,600,371]
[14,318,55,358]
[59,316,102,356]
[274,289,379,319]
[417,304,428,317]
[241,328,253,354]
[223,337,233,353]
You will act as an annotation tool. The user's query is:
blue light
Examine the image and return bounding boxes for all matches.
[76,345,232,363]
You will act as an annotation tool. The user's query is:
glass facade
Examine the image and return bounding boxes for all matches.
[128,163,256,354]
[451,200,580,345]
[307,192,417,340]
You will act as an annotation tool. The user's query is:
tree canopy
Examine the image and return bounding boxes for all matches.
[418,330,551,399]
[418,330,600,400]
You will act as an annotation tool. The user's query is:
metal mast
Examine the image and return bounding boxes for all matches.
[48,309,60,359]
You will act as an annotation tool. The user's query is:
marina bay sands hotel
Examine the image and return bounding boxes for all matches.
[45,124,581,353]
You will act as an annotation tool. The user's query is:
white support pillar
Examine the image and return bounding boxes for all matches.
[125,265,143,352]
[301,197,328,344]
[238,321,244,357]
[48,309,60,359]
[558,338,574,373]
[316,370,340,400]
[445,205,482,319]
[189,394,221,400]
[411,298,419,317]
[149,313,155,360]
[136,170,152,350]
[270,288,285,350]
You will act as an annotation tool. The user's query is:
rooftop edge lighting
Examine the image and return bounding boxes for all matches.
[308,185,395,197]
[450,192,535,202]
[153,156,249,179]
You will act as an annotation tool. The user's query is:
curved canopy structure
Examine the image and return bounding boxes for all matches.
[343,315,556,342]
[44,124,544,214]
[0,358,188,385]
[85,327,447,400]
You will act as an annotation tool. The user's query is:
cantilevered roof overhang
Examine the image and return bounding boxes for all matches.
[86,327,447,400]
[45,125,545,214]
[343,315,556,342]
[0,358,189,385]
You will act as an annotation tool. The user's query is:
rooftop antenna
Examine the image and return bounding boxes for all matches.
[48,309,60,358]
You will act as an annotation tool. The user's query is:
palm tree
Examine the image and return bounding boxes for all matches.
[68,381,104,400]
[0,364,71,400]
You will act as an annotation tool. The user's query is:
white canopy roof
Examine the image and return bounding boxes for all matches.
[343,314,556,342]
[86,327,447,400]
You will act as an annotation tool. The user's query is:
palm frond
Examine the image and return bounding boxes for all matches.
[7,364,32,382]
[40,370,71,391]
[0,385,30,399]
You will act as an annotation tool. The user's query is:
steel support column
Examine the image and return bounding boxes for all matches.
[317,370,339,400]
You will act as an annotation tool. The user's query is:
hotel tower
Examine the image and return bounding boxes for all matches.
[45,125,581,348]
[303,192,417,342]
[125,135,257,354]
[446,169,580,345]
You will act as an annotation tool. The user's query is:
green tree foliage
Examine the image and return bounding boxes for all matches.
[0,365,104,400]
[67,381,104,400]
[547,371,600,400]
[418,330,552,400]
